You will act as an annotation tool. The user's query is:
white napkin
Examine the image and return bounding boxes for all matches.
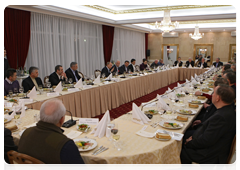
[93,75,101,84]
[200,65,203,69]
[157,67,160,72]
[9,110,16,119]
[141,102,157,108]
[176,63,179,68]
[185,79,190,83]
[106,73,112,80]
[132,103,151,125]
[177,83,182,87]
[74,78,83,88]
[195,73,198,79]
[157,94,170,110]
[136,130,155,138]
[191,79,198,85]
[66,131,82,139]
[90,110,111,138]
[27,87,37,99]
[189,64,192,68]
[54,81,62,93]
[191,76,195,81]
[167,87,172,93]
[176,87,182,93]
[20,102,25,118]
[169,91,176,100]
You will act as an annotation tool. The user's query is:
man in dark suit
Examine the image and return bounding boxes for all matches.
[111,60,120,75]
[49,65,67,86]
[212,58,223,68]
[197,58,207,68]
[4,49,10,79]
[4,127,18,163]
[65,62,84,83]
[22,67,43,93]
[140,59,148,71]
[119,60,130,74]
[223,71,236,95]
[185,58,195,67]
[174,57,183,67]
[158,59,164,66]
[101,62,114,78]
[181,85,236,164]
[128,59,136,73]
[150,59,159,69]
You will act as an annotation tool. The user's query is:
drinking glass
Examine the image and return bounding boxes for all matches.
[107,118,115,141]
[19,87,24,94]
[111,123,121,151]
[13,88,18,94]
[46,82,51,89]
[102,73,105,79]
[69,78,73,84]
[38,85,43,94]
[62,81,65,87]
[8,90,13,98]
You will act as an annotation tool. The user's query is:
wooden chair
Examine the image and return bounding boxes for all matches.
[94,70,101,78]
[7,150,44,164]
[78,71,84,79]
[135,65,140,72]
[44,76,49,83]
[191,132,238,170]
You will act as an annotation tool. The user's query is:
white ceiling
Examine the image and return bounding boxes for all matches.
[8,5,237,33]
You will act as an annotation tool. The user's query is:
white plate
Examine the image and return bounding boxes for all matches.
[188,100,204,104]
[176,109,197,115]
[158,121,184,130]
[76,124,91,132]
[4,115,12,124]
[74,138,97,152]
[154,135,171,141]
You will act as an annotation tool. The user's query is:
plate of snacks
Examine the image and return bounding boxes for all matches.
[77,124,91,132]
[144,110,159,115]
[176,109,197,115]
[159,121,184,130]
[176,93,185,97]
[155,132,171,141]
[188,100,204,104]
[197,96,206,100]
[175,115,189,122]
[74,138,97,151]
[189,103,199,108]
[8,99,18,103]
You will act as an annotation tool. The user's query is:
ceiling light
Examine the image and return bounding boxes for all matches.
[210,30,211,31]
[155,10,179,33]
[189,25,204,40]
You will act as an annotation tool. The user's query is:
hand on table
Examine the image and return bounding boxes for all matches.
[195,91,202,96]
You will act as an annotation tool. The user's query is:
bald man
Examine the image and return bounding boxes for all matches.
[150,59,159,69]
[111,60,120,75]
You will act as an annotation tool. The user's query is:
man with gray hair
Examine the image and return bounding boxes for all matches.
[197,58,207,68]
[185,58,194,68]
[18,99,85,164]
[111,60,120,75]
[158,59,164,66]
[22,66,43,93]
[174,57,183,67]
[150,59,159,69]
[65,62,84,83]
[213,57,223,68]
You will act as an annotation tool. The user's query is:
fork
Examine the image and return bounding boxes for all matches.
[92,145,103,155]
[94,147,106,155]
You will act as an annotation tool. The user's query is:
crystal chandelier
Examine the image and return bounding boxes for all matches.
[189,25,204,40]
[155,10,179,33]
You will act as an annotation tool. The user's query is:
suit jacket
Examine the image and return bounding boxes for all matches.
[65,68,82,83]
[197,62,207,68]
[185,61,195,67]
[101,66,111,78]
[4,58,10,79]
[212,62,223,68]
[49,72,65,87]
[186,104,236,163]
[128,64,135,72]
[118,64,129,75]
[22,76,43,93]
[111,65,119,75]
[174,61,183,67]
[140,63,147,71]
[4,128,18,163]
[150,62,159,68]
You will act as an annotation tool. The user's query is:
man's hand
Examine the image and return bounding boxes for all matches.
[185,136,193,145]
[111,68,114,73]
[61,72,67,78]
[203,103,210,109]
[195,91,202,96]
[192,120,201,127]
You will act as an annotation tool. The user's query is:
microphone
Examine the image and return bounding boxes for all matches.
[62,110,77,128]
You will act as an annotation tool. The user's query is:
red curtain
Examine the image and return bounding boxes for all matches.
[145,33,148,59]
[102,25,115,65]
[4,7,31,69]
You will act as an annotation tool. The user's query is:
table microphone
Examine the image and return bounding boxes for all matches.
[62,110,77,128]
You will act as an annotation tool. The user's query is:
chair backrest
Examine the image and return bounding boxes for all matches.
[7,150,44,164]
[227,135,236,164]
[94,70,101,78]
[78,72,84,79]
[44,76,49,83]
[135,65,140,72]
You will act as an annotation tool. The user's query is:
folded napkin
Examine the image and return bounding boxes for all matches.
[189,64,192,68]
[90,110,111,138]
[74,78,83,88]
[105,73,112,80]
[141,102,157,108]
[54,81,62,93]
[93,75,101,84]
[132,103,151,125]
[191,76,195,81]
[20,102,25,118]
[157,67,160,72]
[9,110,16,119]
[157,94,170,111]
[27,87,37,99]
[194,73,198,79]
[136,130,155,138]
[191,79,198,85]
[176,63,179,68]
[66,130,82,139]
[168,91,176,100]
[175,87,182,93]
[185,79,190,83]
[177,83,182,87]
[167,87,172,93]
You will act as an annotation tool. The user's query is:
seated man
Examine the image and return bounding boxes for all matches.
[128,59,136,73]
[65,62,84,83]
[212,57,223,68]
[18,99,85,164]
[197,58,207,68]
[185,58,194,68]
[231,64,236,73]
[4,127,18,163]
[181,85,236,164]
[22,67,43,93]
[101,62,113,78]
[223,71,236,94]
[49,65,67,86]
[140,59,148,71]
[4,68,20,96]
[158,59,164,66]
[174,57,183,67]
[119,60,130,74]
[150,59,159,69]
[111,60,120,75]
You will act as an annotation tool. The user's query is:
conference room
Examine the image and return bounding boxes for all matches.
[4,5,236,166]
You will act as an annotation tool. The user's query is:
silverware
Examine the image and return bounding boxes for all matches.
[92,145,103,155]
[95,147,109,155]
[94,147,106,155]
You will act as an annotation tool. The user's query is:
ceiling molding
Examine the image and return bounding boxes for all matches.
[84,5,232,14]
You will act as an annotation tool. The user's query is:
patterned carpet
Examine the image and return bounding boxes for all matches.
[92,81,186,120]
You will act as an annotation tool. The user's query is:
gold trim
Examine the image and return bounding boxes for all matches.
[228,44,236,62]
[193,44,214,65]
[161,44,179,61]
[84,5,231,14]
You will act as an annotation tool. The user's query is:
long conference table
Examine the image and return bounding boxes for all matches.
[20,67,208,118]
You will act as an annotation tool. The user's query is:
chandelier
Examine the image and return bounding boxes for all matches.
[167,49,174,53]
[155,10,179,32]
[189,25,204,40]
